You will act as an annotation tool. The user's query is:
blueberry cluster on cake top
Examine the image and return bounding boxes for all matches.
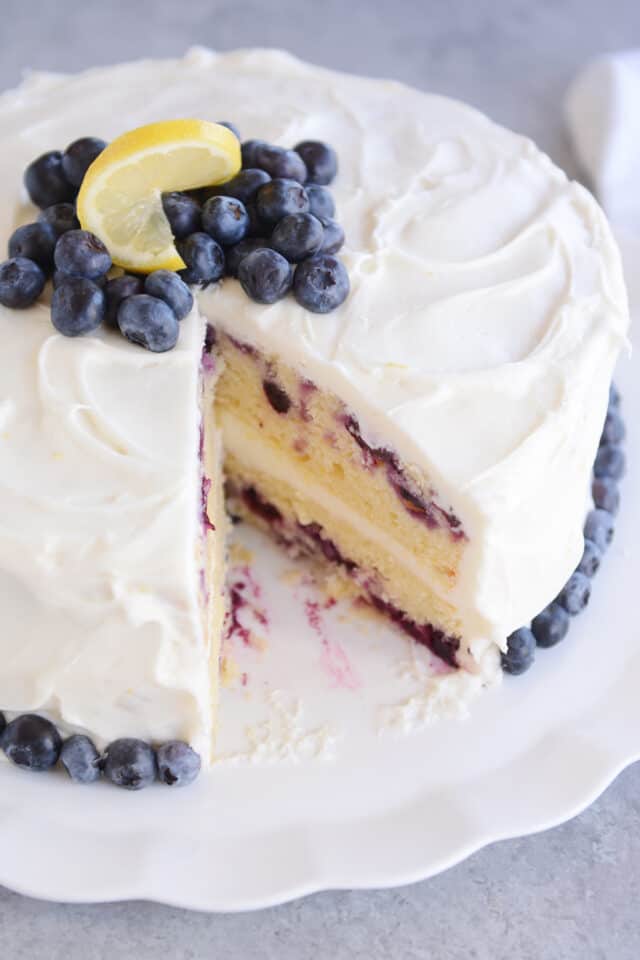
[0,123,350,353]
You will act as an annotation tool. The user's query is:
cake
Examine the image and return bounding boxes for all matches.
[0,48,629,781]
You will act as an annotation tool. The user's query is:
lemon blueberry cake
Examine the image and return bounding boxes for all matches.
[0,48,629,788]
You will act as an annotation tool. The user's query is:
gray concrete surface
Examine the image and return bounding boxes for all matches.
[1,0,640,956]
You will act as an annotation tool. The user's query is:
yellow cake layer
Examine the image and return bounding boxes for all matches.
[215,332,465,596]
[222,422,465,652]
[201,375,229,763]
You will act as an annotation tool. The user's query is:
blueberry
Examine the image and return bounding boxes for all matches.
[609,382,621,408]
[0,712,5,738]
[178,232,225,286]
[144,269,193,320]
[501,627,535,675]
[210,168,271,205]
[225,237,271,278]
[37,202,80,239]
[271,213,324,262]
[60,734,102,784]
[52,278,105,336]
[202,195,250,246]
[557,571,591,615]
[255,178,309,226]
[293,253,350,313]
[306,184,335,220]
[217,120,241,140]
[156,741,201,787]
[8,222,56,272]
[24,150,75,208]
[1,714,62,772]
[600,409,625,446]
[594,444,625,480]
[62,137,107,187]
[54,229,112,281]
[104,273,144,327]
[263,379,292,414]
[583,508,615,551]
[578,538,602,577]
[253,144,307,183]
[592,477,620,515]
[118,294,179,352]
[294,140,338,185]
[244,202,267,237]
[53,269,106,290]
[162,192,202,239]
[238,248,293,304]
[103,737,157,790]
[241,139,267,168]
[318,217,345,254]
[0,257,46,308]
[531,603,570,649]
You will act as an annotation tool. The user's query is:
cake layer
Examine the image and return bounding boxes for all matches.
[201,370,228,759]
[214,331,465,594]
[222,426,469,668]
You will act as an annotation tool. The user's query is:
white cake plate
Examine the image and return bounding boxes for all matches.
[0,328,636,913]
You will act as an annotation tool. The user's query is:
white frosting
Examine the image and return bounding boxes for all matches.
[0,49,629,753]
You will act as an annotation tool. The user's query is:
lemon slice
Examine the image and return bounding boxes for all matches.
[77,119,241,273]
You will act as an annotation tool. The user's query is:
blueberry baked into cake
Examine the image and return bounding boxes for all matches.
[0,49,629,789]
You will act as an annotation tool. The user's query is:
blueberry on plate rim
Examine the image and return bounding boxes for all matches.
[60,734,102,784]
[103,738,157,791]
[156,741,202,787]
[1,714,62,772]
[501,627,536,675]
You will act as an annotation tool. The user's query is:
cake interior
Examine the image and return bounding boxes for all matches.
[200,358,229,756]
[208,327,473,670]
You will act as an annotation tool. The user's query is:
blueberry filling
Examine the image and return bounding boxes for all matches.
[343,414,464,538]
[236,483,460,667]
[241,485,283,524]
[263,378,292,414]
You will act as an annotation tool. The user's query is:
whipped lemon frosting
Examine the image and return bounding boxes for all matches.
[0,48,629,753]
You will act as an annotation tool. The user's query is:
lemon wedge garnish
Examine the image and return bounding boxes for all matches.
[77,119,241,273]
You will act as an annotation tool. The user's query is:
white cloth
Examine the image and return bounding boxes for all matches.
[566,51,640,313]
